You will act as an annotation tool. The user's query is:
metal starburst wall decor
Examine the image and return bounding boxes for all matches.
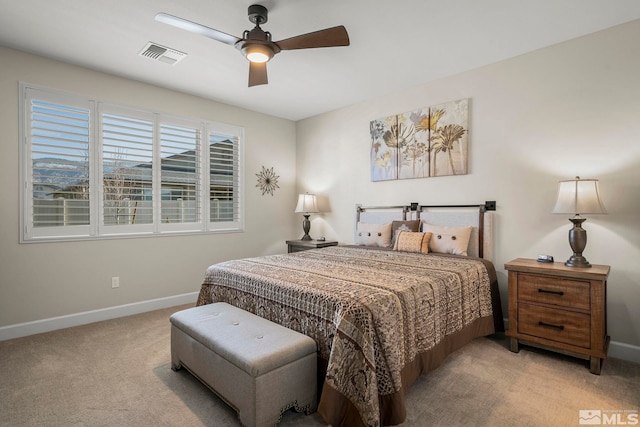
[255,166,280,196]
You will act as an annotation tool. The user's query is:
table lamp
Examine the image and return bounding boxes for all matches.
[295,193,319,241]
[552,176,606,268]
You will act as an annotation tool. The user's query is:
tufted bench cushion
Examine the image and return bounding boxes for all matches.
[170,302,317,427]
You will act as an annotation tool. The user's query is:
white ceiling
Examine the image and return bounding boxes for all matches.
[1,0,640,121]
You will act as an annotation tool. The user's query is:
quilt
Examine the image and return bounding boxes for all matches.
[196,246,500,426]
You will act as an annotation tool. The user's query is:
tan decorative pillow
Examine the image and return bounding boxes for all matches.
[421,223,472,256]
[393,231,432,253]
[391,220,421,247]
[355,222,392,247]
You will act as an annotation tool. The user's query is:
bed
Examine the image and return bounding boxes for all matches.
[196,202,504,427]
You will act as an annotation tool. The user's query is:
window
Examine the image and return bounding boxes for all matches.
[209,131,240,223]
[101,109,154,229]
[20,84,244,242]
[160,122,200,225]
[30,99,91,230]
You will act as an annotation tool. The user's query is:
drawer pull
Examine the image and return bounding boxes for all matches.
[538,321,565,331]
[538,288,564,296]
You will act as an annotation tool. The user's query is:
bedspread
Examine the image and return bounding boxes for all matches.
[196,246,500,426]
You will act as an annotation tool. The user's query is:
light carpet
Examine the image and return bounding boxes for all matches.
[1,304,638,426]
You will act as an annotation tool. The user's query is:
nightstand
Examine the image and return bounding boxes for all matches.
[505,258,610,374]
[286,239,338,253]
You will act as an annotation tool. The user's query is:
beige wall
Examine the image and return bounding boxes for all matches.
[2,20,639,359]
[296,20,640,354]
[0,46,298,327]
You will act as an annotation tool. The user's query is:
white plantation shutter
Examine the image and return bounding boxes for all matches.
[209,129,241,224]
[160,123,200,224]
[22,88,93,240]
[101,111,154,227]
[20,84,244,242]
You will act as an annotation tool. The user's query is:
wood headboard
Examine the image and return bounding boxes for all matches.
[355,201,496,261]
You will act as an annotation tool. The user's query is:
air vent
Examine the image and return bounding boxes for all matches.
[139,42,187,65]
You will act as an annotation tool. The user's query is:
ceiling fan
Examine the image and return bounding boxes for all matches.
[155,4,350,87]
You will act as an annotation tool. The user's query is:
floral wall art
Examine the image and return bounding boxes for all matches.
[370,98,469,181]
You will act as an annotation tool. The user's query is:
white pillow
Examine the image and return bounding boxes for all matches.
[355,222,392,247]
[421,223,472,256]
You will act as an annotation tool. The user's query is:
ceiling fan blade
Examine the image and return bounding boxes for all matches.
[275,25,349,50]
[155,13,241,46]
[248,61,268,87]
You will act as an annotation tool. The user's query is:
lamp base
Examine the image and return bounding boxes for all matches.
[565,255,591,268]
[300,214,312,241]
[565,216,592,268]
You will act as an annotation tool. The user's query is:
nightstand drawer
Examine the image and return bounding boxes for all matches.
[518,303,590,348]
[518,273,590,311]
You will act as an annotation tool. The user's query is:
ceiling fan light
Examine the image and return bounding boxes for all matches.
[244,44,273,63]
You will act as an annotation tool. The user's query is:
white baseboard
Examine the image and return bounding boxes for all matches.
[0,292,198,342]
[502,318,640,364]
[609,341,640,364]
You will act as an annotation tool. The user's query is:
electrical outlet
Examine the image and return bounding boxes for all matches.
[111,277,120,288]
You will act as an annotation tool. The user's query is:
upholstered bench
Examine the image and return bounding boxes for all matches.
[170,302,317,427]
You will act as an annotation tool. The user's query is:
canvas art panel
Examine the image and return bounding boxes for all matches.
[429,98,468,177]
[397,108,430,179]
[370,116,398,181]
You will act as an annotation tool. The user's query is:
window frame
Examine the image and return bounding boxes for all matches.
[19,82,244,243]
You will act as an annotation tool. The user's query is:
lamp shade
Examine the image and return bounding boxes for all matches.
[552,177,606,215]
[294,193,319,213]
